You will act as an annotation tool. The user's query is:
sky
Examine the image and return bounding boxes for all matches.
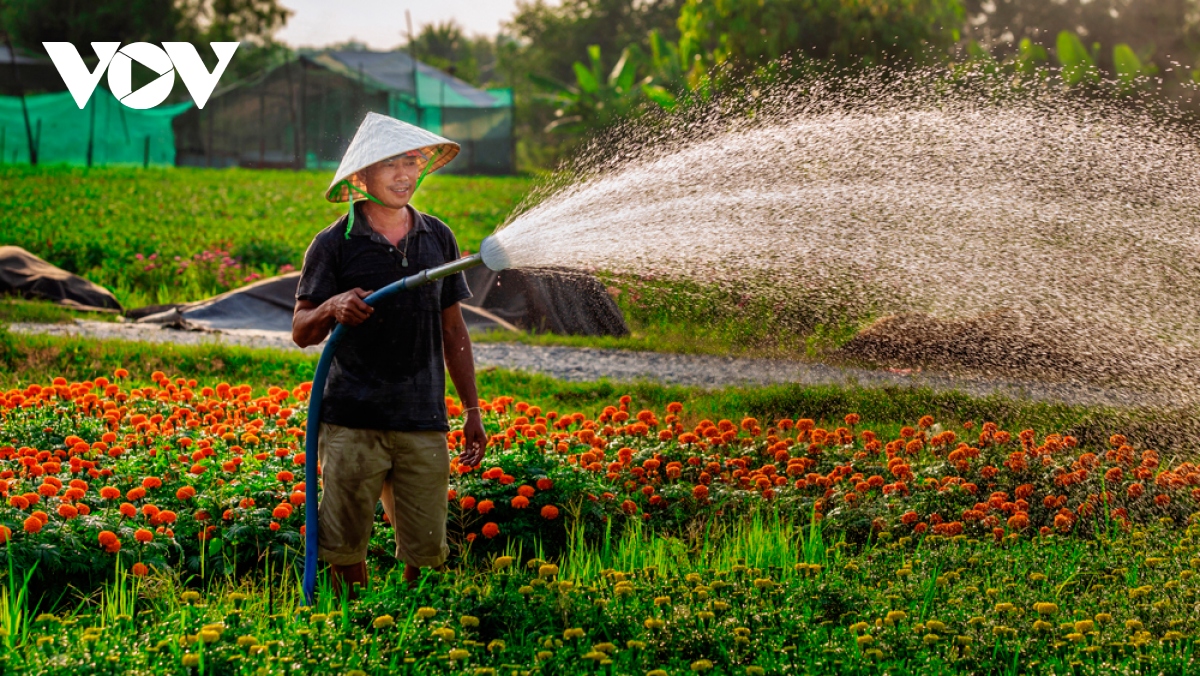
[275,0,528,49]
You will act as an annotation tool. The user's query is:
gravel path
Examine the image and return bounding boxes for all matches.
[7,320,1160,408]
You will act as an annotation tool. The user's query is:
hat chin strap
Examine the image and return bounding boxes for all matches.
[339,148,442,239]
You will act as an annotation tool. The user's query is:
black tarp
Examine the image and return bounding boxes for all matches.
[132,268,628,337]
[0,246,122,312]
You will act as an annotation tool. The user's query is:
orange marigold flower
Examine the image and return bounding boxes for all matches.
[97,530,118,547]
[8,496,28,510]
[477,500,494,515]
[511,495,530,509]
[481,522,500,538]
[99,486,120,500]
[844,413,861,426]
[459,496,477,510]
[157,510,177,524]
[134,529,153,543]
[131,562,149,576]
[621,500,638,515]
[536,478,554,491]
[269,521,281,531]
[276,471,294,483]
[0,525,11,544]
[1007,513,1029,530]
[37,483,58,497]
[692,485,709,501]
[57,504,78,519]
[23,516,42,534]
[114,369,129,378]
[289,491,305,505]
[175,487,195,501]
[540,504,559,519]
[272,505,291,519]
[666,402,683,414]
[517,485,536,498]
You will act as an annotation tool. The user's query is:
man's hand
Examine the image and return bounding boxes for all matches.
[329,288,374,326]
[457,411,487,467]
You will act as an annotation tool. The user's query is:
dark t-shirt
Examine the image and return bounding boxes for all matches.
[295,202,472,432]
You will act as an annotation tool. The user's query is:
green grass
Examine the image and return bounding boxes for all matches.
[0,166,536,308]
[0,298,122,324]
[0,326,1193,452]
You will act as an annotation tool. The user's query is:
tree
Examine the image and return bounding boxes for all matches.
[677,0,965,74]
[960,0,1200,76]
[406,20,500,88]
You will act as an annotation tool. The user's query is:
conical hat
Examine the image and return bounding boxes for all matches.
[325,112,459,202]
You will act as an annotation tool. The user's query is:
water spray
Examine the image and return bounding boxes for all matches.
[302,234,512,605]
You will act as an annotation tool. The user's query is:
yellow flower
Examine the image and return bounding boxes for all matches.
[460,615,480,628]
[615,582,635,597]
[538,564,560,579]
[563,627,585,640]
[926,620,947,633]
[644,618,666,631]
[885,610,907,625]
[654,596,671,607]
[310,613,327,624]
[416,607,437,619]
[182,654,200,667]
[181,591,200,604]
[518,586,534,595]
[199,630,220,644]
[1033,602,1058,616]
[236,636,258,648]
[627,640,647,649]
[747,668,766,676]
[1164,631,1186,641]
[733,627,751,637]
[713,601,730,612]
[685,573,703,584]
[582,651,607,661]
[372,615,395,629]
[448,649,470,661]
[1095,613,1112,623]
[536,651,553,660]
[1126,619,1144,632]
[1033,620,1053,632]
[648,671,669,676]
[1074,620,1094,634]
[690,660,714,672]
[592,642,617,654]
[432,628,456,641]
[473,669,497,676]
[994,603,1016,613]
[856,635,874,647]
[923,634,940,645]
[954,635,973,646]
[487,639,505,653]
[697,611,715,621]
[492,556,514,570]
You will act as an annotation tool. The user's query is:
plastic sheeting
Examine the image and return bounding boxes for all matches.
[0,246,121,311]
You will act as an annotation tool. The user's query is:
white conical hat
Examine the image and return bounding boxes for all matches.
[325,112,459,202]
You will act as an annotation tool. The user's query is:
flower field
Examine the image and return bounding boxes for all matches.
[0,369,1197,673]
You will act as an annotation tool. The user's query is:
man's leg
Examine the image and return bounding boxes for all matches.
[379,481,421,585]
[317,423,391,598]
[384,431,451,586]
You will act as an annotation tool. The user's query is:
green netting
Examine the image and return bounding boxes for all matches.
[0,88,191,166]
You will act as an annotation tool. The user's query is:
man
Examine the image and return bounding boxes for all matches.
[292,113,487,595]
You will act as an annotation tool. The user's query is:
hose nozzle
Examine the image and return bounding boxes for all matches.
[480,235,513,271]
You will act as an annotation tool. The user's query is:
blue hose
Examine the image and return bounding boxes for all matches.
[302,252,485,605]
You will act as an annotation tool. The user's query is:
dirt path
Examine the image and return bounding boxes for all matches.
[7,320,1159,408]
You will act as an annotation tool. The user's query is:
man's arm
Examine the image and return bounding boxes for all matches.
[292,289,375,348]
[443,302,487,467]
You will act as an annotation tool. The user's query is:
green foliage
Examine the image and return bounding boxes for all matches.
[531,44,649,134]
[677,0,965,74]
[1055,30,1100,87]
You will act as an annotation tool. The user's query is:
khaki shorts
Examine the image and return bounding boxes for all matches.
[316,422,450,568]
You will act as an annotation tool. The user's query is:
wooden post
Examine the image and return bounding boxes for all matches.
[86,95,96,167]
[4,34,37,165]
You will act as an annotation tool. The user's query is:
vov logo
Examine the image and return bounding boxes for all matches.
[43,42,239,110]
